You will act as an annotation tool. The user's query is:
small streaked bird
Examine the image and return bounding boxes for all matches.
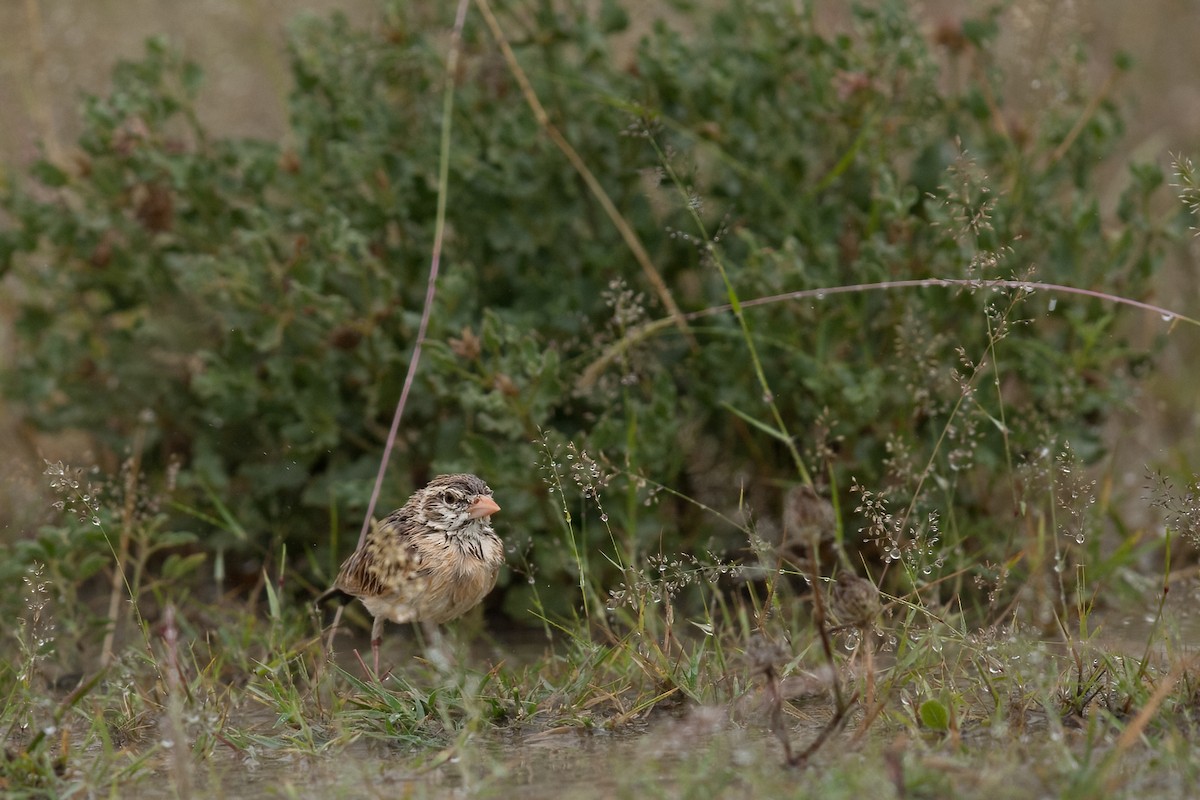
[316,473,503,675]
[829,570,882,707]
[830,571,881,631]
[781,484,837,563]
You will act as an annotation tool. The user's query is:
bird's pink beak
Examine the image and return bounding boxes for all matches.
[467,494,501,519]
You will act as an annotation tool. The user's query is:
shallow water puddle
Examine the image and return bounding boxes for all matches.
[123,711,814,799]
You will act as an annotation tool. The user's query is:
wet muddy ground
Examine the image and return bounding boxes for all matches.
[106,584,1200,799]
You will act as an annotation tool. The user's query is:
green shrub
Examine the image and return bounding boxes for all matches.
[0,1,1168,620]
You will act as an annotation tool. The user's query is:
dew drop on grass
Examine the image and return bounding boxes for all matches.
[1075,533,1085,544]
[1161,313,1175,323]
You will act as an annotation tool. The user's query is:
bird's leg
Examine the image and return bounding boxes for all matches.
[371,616,385,679]
[421,622,454,670]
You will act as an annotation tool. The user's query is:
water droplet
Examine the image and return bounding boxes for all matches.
[1047,298,1057,312]
[1161,313,1175,323]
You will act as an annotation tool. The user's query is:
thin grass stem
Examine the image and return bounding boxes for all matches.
[357,0,472,550]
[473,0,696,349]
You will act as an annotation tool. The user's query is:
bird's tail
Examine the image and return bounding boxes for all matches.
[314,586,353,614]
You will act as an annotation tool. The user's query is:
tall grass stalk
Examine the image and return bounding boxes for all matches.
[356,0,473,551]
[644,131,813,488]
[101,423,147,667]
[582,277,1196,391]
[892,286,1028,539]
[473,0,696,348]
[537,430,602,622]
[161,605,191,800]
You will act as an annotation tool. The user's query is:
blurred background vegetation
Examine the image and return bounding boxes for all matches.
[0,0,1197,638]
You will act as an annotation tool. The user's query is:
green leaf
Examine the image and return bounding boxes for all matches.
[264,563,282,621]
[162,552,207,581]
[598,0,629,34]
[919,699,950,731]
[30,159,68,188]
[719,402,791,444]
[156,530,201,548]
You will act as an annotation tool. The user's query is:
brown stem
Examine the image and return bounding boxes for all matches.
[474,0,696,350]
[21,0,64,165]
[101,425,146,668]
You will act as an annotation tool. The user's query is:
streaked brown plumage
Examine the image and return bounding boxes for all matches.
[317,473,503,674]
[830,571,881,631]
[830,570,882,707]
[781,484,837,563]
[783,485,836,548]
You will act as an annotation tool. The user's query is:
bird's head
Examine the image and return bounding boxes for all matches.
[418,473,501,534]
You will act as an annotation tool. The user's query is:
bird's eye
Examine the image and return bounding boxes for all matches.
[441,491,457,505]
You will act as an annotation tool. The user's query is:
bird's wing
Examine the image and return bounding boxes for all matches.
[334,515,427,597]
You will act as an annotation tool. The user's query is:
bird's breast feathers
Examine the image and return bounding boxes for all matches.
[357,524,503,625]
